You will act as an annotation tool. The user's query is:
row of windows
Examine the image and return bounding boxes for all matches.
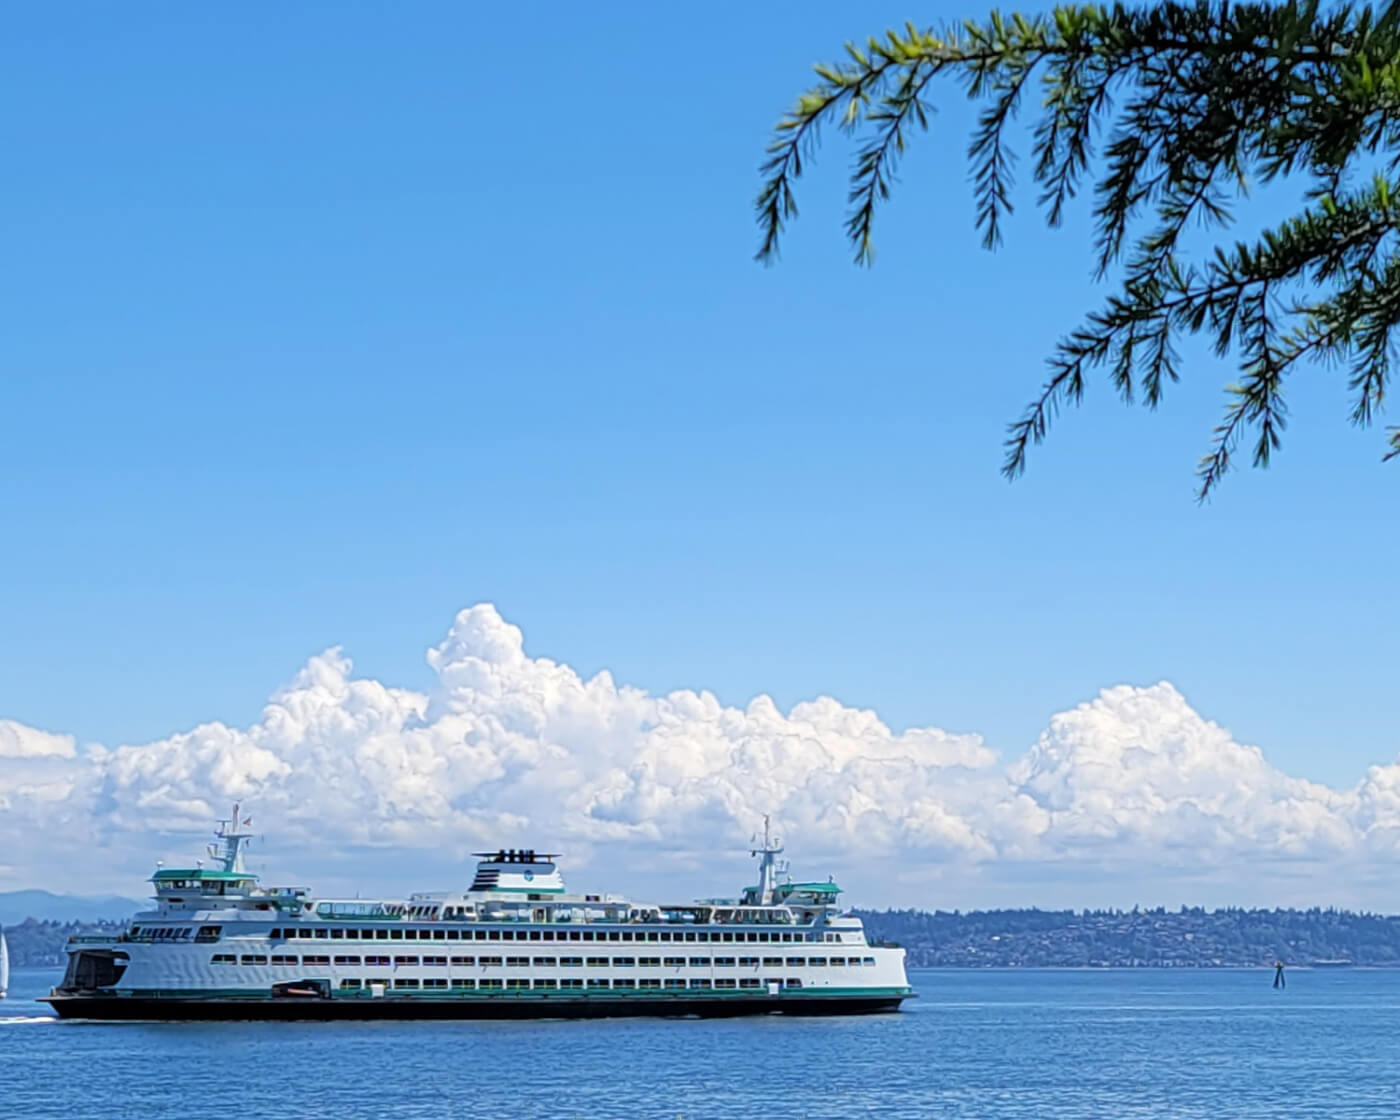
[338,977,805,992]
[214,953,877,968]
[266,926,825,945]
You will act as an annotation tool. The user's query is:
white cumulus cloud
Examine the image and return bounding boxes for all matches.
[0,604,1396,906]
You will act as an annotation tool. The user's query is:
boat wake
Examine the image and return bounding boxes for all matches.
[0,1015,60,1025]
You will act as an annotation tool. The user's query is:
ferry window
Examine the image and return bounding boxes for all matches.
[830,957,846,967]
[479,979,503,990]
[746,933,758,943]
[446,930,459,941]
[506,979,529,990]
[534,979,558,990]
[456,979,477,990]
[506,956,529,967]
[404,930,417,941]
[315,929,329,940]
[528,931,541,942]
[394,978,419,989]
[722,933,735,943]
[639,978,661,990]
[330,929,344,940]
[714,957,735,967]
[423,955,447,966]
[780,934,792,943]
[434,930,447,941]
[613,979,635,989]
[451,956,474,966]
[340,979,362,989]
[646,932,660,943]
[568,932,581,942]
[394,956,419,966]
[474,931,486,941]
[809,957,827,967]
[423,978,447,989]
[272,955,297,966]
[586,957,608,968]
[684,933,696,943]
[786,957,804,967]
[560,957,583,967]
[586,979,609,990]
[211,954,235,964]
[488,931,500,941]
[690,979,711,989]
[763,957,783,967]
[376,930,389,940]
[665,979,686,989]
[240,955,268,965]
[304,955,330,965]
[334,955,360,966]
[367,976,391,987]
[863,957,876,966]
[738,957,759,967]
[608,932,621,943]
[714,979,736,990]
[365,955,390,966]
[505,930,518,941]
[739,978,762,989]
[533,957,557,967]
[785,978,802,988]
[659,932,672,942]
[614,957,635,968]
[560,978,583,990]
[688,957,708,968]
[664,957,685,967]
[389,930,403,941]
[638,956,660,967]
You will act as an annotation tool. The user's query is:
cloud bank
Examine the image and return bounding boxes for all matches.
[2,604,1397,907]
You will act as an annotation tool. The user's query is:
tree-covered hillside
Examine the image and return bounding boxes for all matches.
[855,907,1400,967]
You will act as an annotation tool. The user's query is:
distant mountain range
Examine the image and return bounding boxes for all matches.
[0,889,144,927]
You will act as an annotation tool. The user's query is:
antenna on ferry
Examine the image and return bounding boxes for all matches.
[750,815,784,905]
[213,803,255,874]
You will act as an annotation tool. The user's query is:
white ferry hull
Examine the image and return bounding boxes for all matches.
[44,988,911,1020]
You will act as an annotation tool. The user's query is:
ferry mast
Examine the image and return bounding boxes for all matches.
[209,804,255,873]
[750,815,788,905]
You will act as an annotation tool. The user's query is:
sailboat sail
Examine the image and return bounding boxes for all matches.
[0,928,9,998]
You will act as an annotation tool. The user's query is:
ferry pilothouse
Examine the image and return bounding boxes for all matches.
[44,808,913,1020]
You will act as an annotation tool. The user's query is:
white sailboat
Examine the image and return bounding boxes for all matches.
[0,926,9,998]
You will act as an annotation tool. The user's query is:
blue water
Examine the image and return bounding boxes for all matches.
[6,966,1399,1117]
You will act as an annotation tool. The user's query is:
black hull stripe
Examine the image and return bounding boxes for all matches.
[42,994,907,1021]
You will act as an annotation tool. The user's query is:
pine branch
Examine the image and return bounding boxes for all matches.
[757,1,1400,490]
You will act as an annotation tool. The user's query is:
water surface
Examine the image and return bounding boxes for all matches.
[7,966,1398,1117]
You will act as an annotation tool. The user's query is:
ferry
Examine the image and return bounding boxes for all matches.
[44,808,913,1020]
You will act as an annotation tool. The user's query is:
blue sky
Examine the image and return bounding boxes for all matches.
[1,0,1396,850]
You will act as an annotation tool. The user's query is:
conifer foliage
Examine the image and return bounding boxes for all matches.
[756,1,1400,496]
